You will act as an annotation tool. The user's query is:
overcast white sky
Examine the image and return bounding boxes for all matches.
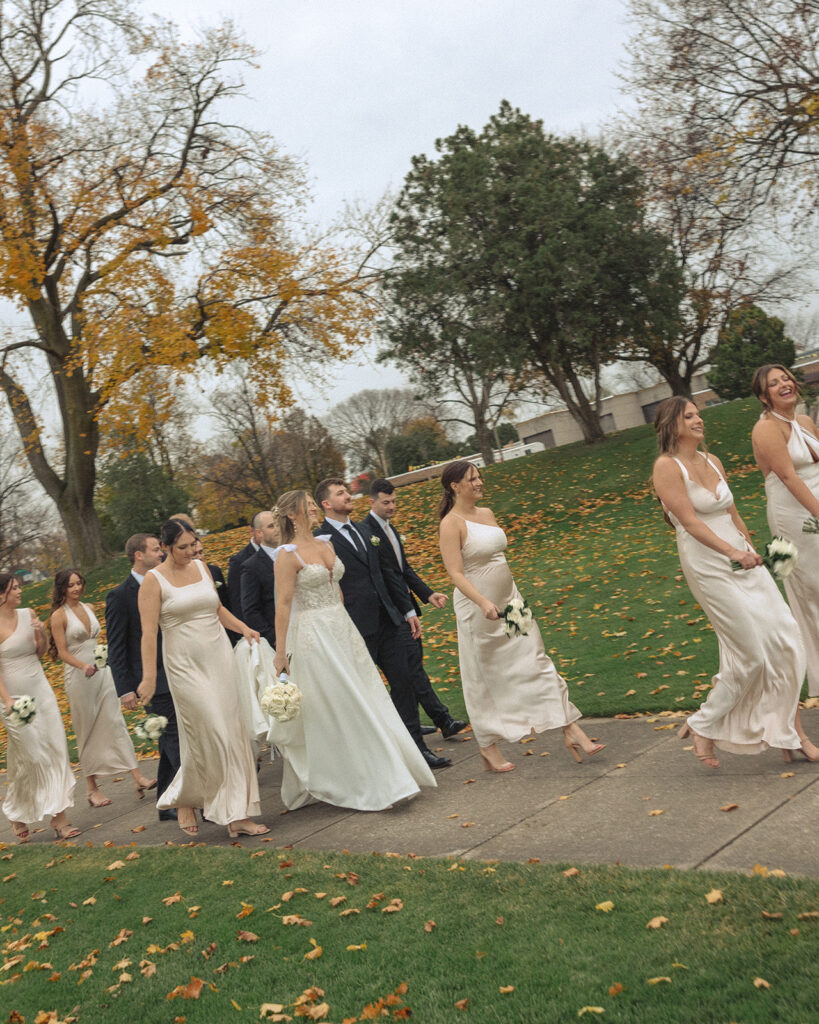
[144,0,638,413]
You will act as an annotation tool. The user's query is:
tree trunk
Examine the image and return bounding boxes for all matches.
[474,421,496,464]
[548,360,607,443]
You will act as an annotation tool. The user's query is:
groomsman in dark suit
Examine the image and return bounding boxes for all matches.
[227,514,268,644]
[363,478,468,740]
[105,533,180,821]
[314,477,451,769]
[239,510,280,649]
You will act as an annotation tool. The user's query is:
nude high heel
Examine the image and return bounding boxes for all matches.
[563,724,605,763]
[479,750,515,773]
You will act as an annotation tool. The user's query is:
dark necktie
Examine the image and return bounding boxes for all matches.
[342,523,364,554]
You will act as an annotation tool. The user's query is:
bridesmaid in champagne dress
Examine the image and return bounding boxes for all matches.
[49,568,156,807]
[751,364,819,761]
[439,461,603,773]
[137,519,268,840]
[0,572,77,842]
[652,397,807,767]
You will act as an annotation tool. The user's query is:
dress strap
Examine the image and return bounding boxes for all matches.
[699,451,727,485]
[770,410,819,461]
[671,456,690,481]
[274,543,306,568]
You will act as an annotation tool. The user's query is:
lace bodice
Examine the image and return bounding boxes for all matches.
[292,556,345,613]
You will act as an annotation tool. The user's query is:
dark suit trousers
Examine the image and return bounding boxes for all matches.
[407,636,450,725]
[146,691,180,803]
[364,611,423,747]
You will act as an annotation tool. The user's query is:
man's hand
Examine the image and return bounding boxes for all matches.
[120,691,138,711]
[409,615,422,640]
[428,592,447,609]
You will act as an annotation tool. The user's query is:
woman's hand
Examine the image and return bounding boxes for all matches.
[480,599,501,620]
[730,548,762,570]
[136,678,156,705]
[243,628,261,645]
[273,651,290,676]
[83,664,97,678]
[3,696,13,715]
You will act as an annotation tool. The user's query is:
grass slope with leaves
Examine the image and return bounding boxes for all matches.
[4,396,814,772]
[1,846,817,1023]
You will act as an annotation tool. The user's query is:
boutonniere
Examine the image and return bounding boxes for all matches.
[399,534,407,544]
[214,580,223,589]
[370,535,381,546]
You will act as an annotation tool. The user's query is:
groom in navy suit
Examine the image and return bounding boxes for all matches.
[362,478,467,740]
[105,533,180,820]
[314,478,451,769]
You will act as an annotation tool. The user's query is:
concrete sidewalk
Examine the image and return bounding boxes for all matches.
[2,710,817,877]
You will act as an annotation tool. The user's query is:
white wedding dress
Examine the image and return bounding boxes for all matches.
[665,454,803,753]
[275,543,436,811]
[764,412,819,696]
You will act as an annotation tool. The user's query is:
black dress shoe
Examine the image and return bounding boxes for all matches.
[420,746,452,769]
[158,809,178,822]
[440,718,468,739]
[420,725,438,735]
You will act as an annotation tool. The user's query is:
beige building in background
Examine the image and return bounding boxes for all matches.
[515,372,717,448]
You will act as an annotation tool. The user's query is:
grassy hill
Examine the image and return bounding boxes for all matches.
[8,396,813,769]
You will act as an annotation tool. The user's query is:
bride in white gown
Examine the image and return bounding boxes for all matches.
[653,396,807,767]
[438,461,603,773]
[272,490,436,811]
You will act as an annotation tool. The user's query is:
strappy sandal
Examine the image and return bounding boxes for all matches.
[11,822,30,844]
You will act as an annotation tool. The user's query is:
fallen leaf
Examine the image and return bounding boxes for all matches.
[166,976,204,1000]
[329,896,346,907]
[130,825,146,833]
[647,977,671,985]
[237,930,258,942]
[499,985,515,993]
[646,916,668,929]
[237,902,255,919]
[346,943,367,951]
[797,911,819,920]
[304,938,322,960]
[648,809,664,817]
[753,977,771,989]
[720,803,739,812]
[705,889,723,904]
[563,867,580,878]
[761,911,783,920]
[780,772,795,779]
[162,892,183,907]
[595,901,615,913]
[608,983,625,996]
[107,860,126,870]
[454,998,469,1010]
[424,920,436,932]
[577,1008,605,1017]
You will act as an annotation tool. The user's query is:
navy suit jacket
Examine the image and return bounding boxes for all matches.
[239,549,276,648]
[105,574,169,699]
[362,513,433,616]
[318,520,405,638]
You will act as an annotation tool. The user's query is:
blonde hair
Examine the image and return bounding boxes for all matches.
[275,490,310,543]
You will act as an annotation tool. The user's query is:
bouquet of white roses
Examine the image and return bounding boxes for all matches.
[502,596,534,638]
[93,643,108,669]
[803,516,819,535]
[732,535,798,578]
[134,713,168,745]
[7,695,36,726]
[260,672,301,722]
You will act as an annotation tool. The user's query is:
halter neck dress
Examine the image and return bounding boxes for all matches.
[764,411,819,695]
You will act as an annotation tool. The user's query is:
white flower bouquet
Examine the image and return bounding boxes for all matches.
[732,535,798,578]
[803,516,819,535]
[502,596,534,638]
[7,695,36,726]
[134,713,168,744]
[260,673,302,722]
[93,643,108,669]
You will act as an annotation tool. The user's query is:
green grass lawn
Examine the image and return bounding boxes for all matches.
[1,846,816,1024]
